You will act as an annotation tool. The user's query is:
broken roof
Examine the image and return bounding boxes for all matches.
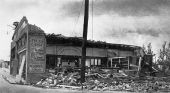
[46,33,142,51]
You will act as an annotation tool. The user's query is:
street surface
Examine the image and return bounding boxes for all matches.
[0,68,131,93]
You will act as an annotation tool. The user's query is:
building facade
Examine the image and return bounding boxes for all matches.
[10,17,143,83]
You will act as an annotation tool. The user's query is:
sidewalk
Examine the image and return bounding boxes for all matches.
[0,68,18,84]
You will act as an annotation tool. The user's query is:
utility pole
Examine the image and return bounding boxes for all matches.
[81,0,89,83]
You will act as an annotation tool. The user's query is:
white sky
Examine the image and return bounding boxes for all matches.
[0,0,170,60]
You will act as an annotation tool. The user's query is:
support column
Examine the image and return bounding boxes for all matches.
[128,57,130,70]
[57,57,61,67]
[111,58,112,68]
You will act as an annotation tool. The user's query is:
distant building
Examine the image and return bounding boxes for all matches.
[0,60,9,68]
[10,17,144,83]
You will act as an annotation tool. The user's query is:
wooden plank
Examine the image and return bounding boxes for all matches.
[16,55,26,81]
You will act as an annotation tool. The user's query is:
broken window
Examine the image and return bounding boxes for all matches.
[109,57,129,69]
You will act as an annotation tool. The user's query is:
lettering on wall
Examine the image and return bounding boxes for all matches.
[28,64,44,73]
[29,36,45,73]
[30,37,45,62]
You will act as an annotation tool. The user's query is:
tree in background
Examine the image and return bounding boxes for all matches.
[142,43,154,55]
[140,43,154,76]
[157,41,170,75]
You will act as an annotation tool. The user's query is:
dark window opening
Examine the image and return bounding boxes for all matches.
[109,57,129,69]
[46,55,56,69]
[11,47,16,59]
[61,56,79,67]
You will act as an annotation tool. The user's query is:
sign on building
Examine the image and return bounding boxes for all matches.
[28,36,46,73]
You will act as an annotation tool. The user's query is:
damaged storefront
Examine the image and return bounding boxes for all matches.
[45,35,142,70]
[10,17,144,84]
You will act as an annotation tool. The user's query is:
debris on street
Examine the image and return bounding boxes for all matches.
[34,67,170,92]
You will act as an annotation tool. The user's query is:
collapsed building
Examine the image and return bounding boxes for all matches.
[10,17,146,84]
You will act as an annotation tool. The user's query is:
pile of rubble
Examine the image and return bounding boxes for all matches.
[35,67,170,92]
[36,68,81,88]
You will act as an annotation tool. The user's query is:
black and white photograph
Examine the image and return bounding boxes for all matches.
[0,0,170,93]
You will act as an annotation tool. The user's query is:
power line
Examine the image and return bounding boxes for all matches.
[7,25,14,35]
[91,0,94,56]
[72,0,84,36]
[91,0,94,40]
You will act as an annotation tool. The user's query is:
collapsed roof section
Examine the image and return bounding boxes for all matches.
[46,33,142,51]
